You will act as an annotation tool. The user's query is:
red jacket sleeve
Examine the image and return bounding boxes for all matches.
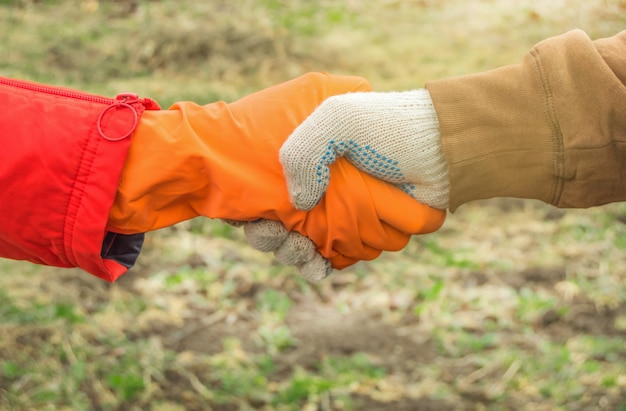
[0,76,158,282]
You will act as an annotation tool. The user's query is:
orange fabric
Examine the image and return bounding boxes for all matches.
[108,73,445,269]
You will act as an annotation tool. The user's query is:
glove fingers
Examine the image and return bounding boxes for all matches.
[274,232,317,266]
[297,253,332,282]
[243,219,289,252]
[243,219,333,282]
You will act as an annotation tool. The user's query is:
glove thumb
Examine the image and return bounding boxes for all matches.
[279,133,329,211]
[280,97,352,210]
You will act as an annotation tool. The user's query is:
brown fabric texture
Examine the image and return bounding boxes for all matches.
[426,30,626,211]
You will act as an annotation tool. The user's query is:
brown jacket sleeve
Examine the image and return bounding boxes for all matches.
[426,30,626,211]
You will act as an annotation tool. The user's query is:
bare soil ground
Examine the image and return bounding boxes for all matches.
[1,1,626,410]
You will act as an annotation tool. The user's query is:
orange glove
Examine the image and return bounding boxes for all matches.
[107,73,446,269]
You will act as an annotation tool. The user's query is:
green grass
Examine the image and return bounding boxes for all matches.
[2,1,626,410]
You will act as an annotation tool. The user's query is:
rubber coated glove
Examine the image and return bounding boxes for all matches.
[280,89,451,211]
[107,74,445,280]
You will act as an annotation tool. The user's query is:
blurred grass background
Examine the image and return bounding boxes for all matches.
[1,1,626,410]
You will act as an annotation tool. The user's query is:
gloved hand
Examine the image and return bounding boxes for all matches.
[280,89,451,211]
[108,74,446,281]
[222,219,330,281]
[243,220,330,281]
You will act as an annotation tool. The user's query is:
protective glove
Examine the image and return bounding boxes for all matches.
[280,89,451,211]
[243,220,330,281]
[222,219,330,281]
[107,74,446,280]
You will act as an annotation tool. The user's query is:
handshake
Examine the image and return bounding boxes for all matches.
[246,75,453,282]
[259,75,453,281]
[4,29,624,283]
[108,73,450,282]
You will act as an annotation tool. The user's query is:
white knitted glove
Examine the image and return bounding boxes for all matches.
[280,89,450,210]
[226,219,331,282]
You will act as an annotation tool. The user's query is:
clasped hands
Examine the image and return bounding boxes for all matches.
[109,73,447,282]
[241,73,451,281]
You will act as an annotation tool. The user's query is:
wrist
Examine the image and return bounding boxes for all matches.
[404,89,450,209]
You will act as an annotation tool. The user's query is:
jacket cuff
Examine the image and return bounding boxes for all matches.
[101,232,144,270]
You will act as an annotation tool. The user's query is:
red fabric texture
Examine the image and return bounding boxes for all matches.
[0,77,156,281]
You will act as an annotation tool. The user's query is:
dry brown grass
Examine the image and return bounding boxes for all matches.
[1,1,625,410]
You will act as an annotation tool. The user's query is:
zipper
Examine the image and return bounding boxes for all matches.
[1,76,160,141]
[0,75,116,105]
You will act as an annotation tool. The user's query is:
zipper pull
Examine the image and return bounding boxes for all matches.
[97,93,141,142]
[115,92,140,105]
[116,92,160,110]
